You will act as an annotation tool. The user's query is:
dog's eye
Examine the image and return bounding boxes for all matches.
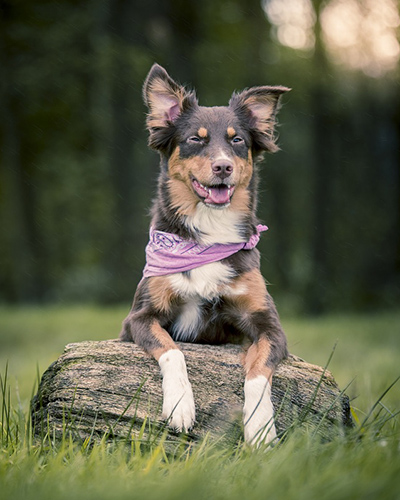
[232,136,244,144]
[187,136,202,143]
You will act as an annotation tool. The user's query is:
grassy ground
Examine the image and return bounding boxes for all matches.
[0,306,399,499]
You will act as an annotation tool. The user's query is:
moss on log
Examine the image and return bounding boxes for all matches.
[31,340,352,445]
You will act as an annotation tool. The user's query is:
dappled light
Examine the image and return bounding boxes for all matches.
[263,0,400,76]
[262,0,316,50]
[321,0,400,76]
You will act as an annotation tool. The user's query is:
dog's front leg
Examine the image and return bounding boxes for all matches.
[157,340,196,432]
[120,280,195,432]
[123,314,195,432]
[243,333,281,447]
[228,270,288,446]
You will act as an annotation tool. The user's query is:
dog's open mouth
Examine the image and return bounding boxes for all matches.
[192,179,235,206]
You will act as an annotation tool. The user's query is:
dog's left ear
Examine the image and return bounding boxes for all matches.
[229,86,290,153]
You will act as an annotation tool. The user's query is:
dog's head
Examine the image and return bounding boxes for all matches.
[143,64,289,214]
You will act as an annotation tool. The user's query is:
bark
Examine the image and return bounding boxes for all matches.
[31,340,352,446]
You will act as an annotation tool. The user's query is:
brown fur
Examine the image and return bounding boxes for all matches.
[228,269,268,313]
[243,336,273,381]
[198,127,208,138]
[148,276,178,313]
[169,150,211,185]
[229,186,251,213]
[234,150,254,189]
[167,178,198,216]
[149,321,178,360]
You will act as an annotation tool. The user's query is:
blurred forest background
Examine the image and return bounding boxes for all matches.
[0,0,399,314]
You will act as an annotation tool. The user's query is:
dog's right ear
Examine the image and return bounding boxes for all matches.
[229,85,290,154]
[143,64,198,140]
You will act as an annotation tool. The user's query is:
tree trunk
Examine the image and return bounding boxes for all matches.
[31,340,352,446]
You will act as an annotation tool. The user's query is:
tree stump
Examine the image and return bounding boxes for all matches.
[31,340,353,445]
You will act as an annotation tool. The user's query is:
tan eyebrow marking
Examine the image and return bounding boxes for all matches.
[198,127,208,138]
[227,127,236,137]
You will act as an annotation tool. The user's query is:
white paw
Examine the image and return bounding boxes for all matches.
[243,376,277,447]
[159,350,196,432]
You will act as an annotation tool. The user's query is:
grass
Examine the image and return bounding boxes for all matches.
[0,305,399,499]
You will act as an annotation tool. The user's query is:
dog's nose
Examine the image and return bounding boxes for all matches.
[211,160,234,179]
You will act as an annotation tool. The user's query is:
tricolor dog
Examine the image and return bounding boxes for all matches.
[120,64,290,446]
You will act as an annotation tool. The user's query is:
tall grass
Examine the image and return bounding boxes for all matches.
[0,363,399,500]
[0,307,399,499]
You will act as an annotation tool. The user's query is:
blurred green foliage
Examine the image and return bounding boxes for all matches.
[0,0,399,313]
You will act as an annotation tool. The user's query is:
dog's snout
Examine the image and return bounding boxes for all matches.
[211,160,234,179]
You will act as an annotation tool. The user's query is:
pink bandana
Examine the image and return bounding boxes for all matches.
[143,224,268,278]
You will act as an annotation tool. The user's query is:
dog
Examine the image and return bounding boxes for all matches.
[120,63,290,446]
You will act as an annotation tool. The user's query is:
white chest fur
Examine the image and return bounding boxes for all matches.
[185,203,245,245]
[168,261,234,299]
[169,204,243,340]
[171,296,202,341]
[168,261,235,341]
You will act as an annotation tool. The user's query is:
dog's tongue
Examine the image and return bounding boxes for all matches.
[205,185,231,205]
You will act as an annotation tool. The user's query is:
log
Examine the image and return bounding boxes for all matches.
[31,340,353,445]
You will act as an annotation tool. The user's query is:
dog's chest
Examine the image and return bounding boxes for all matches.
[167,204,246,341]
[169,260,233,300]
[168,261,233,341]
